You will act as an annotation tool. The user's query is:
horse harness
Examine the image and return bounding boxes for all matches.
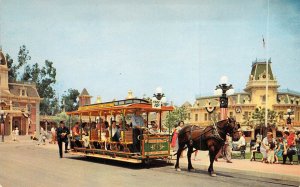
[211,119,225,142]
[191,120,231,150]
[183,120,231,150]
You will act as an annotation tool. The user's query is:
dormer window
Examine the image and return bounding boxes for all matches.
[20,88,27,97]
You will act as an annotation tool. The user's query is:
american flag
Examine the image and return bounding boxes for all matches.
[220,108,228,120]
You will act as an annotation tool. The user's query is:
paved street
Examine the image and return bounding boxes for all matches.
[0,142,299,187]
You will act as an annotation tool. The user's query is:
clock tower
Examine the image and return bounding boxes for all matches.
[244,59,279,108]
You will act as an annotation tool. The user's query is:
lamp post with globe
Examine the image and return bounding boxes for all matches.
[152,87,167,108]
[214,76,234,120]
[152,87,167,132]
[286,108,294,130]
[0,110,7,142]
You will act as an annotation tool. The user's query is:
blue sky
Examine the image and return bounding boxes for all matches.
[1,0,300,105]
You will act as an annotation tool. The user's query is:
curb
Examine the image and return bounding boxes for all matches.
[170,152,300,183]
[212,164,300,183]
[178,161,300,183]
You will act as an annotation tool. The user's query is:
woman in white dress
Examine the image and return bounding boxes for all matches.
[260,132,275,163]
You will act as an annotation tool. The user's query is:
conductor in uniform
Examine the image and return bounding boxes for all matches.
[131,112,144,153]
[56,121,70,158]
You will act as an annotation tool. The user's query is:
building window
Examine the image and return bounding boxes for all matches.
[204,113,208,121]
[188,113,191,120]
[260,95,266,103]
[27,104,32,112]
[195,114,198,121]
[229,112,233,117]
[244,111,249,120]
[13,103,19,107]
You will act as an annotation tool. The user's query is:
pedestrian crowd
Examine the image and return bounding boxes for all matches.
[250,128,300,165]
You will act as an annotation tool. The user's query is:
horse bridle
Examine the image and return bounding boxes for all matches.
[201,118,236,142]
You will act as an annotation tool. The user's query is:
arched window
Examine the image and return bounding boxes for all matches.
[27,104,32,112]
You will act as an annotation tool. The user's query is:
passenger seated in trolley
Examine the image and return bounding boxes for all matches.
[81,122,90,148]
[72,122,80,141]
[117,118,129,131]
[148,121,159,134]
[102,121,109,140]
[71,122,80,148]
[99,121,109,150]
[111,120,121,142]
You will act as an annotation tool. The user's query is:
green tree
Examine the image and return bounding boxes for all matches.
[242,112,254,128]
[251,107,278,135]
[165,106,188,129]
[5,54,18,81]
[17,45,31,69]
[7,45,31,81]
[6,45,58,115]
[38,60,57,115]
[61,89,80,112]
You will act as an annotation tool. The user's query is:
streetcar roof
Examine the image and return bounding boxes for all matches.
[66,98,173,116]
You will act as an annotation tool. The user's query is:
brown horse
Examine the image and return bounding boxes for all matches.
[174,118,239,177]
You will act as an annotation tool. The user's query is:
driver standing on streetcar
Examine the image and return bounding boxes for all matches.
[132,111,144,153]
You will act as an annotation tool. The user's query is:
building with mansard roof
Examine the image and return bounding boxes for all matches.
[185,59,300,139]
[0,50,41,135]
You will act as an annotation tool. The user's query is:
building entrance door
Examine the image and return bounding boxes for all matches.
[13,117,22,135]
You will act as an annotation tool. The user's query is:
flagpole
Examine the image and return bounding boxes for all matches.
[265,0,270,129]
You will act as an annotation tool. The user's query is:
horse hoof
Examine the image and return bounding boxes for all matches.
[188,168,196,172]
[210,173,217,177]
[176,168,181,172]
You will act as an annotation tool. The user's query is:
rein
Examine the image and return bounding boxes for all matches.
[211,119,224,142]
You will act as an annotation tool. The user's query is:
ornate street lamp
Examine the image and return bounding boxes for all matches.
[0,110,7,142]
[286,108,294,129]
[214,76,234,120]
[152,87,167,108]
[153,87,164,101]
[152,87,167,133]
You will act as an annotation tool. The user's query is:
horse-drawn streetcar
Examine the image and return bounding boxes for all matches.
[67,98,173,164]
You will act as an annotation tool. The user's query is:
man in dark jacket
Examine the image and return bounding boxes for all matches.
[56,121,70,158]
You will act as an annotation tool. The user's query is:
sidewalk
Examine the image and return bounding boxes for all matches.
[174,150,300,183]
[0,135,33,144]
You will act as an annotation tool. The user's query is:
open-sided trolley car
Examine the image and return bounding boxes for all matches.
[66,98,174,164]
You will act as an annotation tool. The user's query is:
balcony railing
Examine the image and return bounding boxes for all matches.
[12,106,27,111]
[9,80,36,86]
